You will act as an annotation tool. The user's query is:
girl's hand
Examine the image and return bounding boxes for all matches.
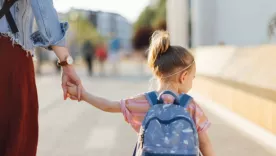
[67,82,84,100]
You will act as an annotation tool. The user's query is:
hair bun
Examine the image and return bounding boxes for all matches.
[148,30,170,69]
[150,30,170,55]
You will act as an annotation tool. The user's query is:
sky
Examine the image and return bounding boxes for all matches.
[54,0,150,23]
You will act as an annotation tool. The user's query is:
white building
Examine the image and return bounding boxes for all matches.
[115,15,132,50]
[97,12,111,37]
[97,12,132,50]
[167,0,276,47]
[68,9,133,50]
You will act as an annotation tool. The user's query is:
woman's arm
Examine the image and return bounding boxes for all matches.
[30,0,84,100]
[198,131,215,156]
[51,46,70,63]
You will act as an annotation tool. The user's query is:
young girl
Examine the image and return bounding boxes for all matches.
[67,30,215,156]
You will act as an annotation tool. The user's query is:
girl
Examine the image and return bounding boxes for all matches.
[67,30,215,156]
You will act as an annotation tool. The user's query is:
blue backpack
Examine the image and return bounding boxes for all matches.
[133,91,200,156]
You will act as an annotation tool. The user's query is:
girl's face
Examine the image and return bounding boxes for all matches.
[178,64,196,93]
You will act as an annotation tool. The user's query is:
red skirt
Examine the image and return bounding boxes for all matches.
[0,36,39,156]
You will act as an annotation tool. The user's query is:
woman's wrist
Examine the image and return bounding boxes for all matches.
[61,64,73,71]
[52,45,70,62]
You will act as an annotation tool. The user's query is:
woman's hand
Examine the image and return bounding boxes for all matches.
[61,65,83,101]
[51,46,83,101]
[66,82,84,100]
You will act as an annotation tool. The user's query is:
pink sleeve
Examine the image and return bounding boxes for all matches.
[120,96,210,133]
[188,100,211,133]
[119,98,148,132]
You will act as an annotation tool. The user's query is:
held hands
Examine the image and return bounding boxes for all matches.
[61,65,83,101]
[66,82,84,101]
[51,46,83,101]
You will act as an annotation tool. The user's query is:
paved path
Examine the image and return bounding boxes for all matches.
[35,65,276,156]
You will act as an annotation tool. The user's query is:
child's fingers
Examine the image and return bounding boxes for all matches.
[77,84,83,102]
[67,82,74,87]
[69,95,78,100]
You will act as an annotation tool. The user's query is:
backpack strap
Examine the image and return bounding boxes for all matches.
[179,94,192,108]
[0,0,19,34]
[132,143,137,156]
[157,90,180,105]
[144,91,157,106]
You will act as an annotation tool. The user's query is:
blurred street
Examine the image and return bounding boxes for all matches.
[35,62,276,156]
[0,0,275,155]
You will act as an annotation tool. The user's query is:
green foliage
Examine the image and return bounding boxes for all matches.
[134,6,157,31]
[152,0,167,28]
[134,0,167,31]
[132,0,167,50]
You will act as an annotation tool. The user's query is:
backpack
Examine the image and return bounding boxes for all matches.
[133,90,200,156]
[0,0,19,34]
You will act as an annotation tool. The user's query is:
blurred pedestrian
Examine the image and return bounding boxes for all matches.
[82,40,95,76]
[96,42,108,76]
[108,33,121,75]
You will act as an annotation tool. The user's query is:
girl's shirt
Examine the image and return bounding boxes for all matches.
[119,93,211,133]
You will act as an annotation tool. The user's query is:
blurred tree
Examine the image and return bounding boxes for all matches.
[156,19,167,30]
[134,6,156,31]
[134,0,167,32]
[132,26,154,50]
[132,0,167,52]
[152,0,167,29]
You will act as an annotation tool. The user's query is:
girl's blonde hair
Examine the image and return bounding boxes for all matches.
[147,30,194,81]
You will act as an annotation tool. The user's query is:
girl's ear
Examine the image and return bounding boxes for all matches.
[179,71,188,84]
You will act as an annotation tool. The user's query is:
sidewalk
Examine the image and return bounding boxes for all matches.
[193,93,276,156]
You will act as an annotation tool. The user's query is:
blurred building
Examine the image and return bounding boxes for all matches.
[167,0,276,47]
[70,9,132,51]
[97,12,132,50]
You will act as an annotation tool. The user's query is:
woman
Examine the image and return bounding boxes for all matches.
[0,0,82,155]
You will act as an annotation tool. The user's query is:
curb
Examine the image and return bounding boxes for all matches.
[190,92,276,154]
